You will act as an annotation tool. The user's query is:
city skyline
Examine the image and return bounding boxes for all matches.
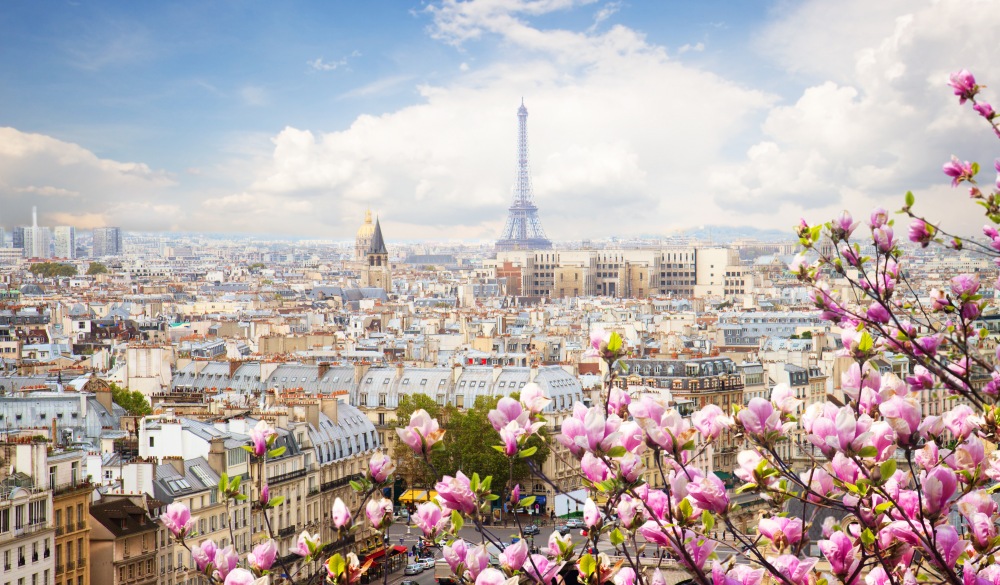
[1,0,998,242]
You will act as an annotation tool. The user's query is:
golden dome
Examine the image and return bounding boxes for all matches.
[356,209,375,238]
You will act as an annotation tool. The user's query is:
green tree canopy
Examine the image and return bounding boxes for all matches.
[29,262,76,278]
[109,383,152,416]
[86,262,109,275]
[392,393,550,495]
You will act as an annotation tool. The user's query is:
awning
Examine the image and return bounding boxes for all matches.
[364,548,387,563]
[399,489,438,502]
[392,546,408,554]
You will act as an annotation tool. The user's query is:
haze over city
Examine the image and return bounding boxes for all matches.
[2,0,998,241]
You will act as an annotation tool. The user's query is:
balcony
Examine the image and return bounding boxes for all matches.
[56,564,64,574]
[56,527,64,536]
[320,473,362,493]
[77,521,87,531]
[78,558,86,568]
[67,560,76,571]
[278,525,298,538]
[267,468,307,485]
[53,479,93,497]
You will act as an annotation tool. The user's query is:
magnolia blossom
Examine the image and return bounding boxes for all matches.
[908,219,934,247]
[737,398,787,440]
[368,452,395,483]
[614,568,637,585]
[224,569,258,585]
[464,545,490,580]
[949,69,978,103]
[921,466,957,517]
[366,498,393,529]
[192,539,217,572]
[522,554,563,585]
[691,404,727,440]
[160,502,195,539]
[331,498,352,529]
[583,498,602,528]
[668,530,716,571]
[519,383,551,414]
[768,555,817,585]
[443,539,468,574]
[498,538,528,571]
[248,539,277,571]
[711,562,765,585]
[396,409,445,457]
[930,525,969,568]
[436,472,476,515]
[943,156,975,186]
[293,531,320,557]
[819,531,860,581]
[686,473,729,514]
[758,516,803,550]
[213,546,239,581]
[414,502,446,538]
[581,452,610,483]
[476,568,515,585]
[558,404,621,457]
[260,483,270,507]
[249,420,276,457]
[547,531,573,558]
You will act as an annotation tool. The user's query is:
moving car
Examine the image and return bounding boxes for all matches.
[435,560,457,585]
[523,524,540,536]
[402,581,419,585]
[419,557,437,570]
[555,524,571,535]
[404,564,424,575]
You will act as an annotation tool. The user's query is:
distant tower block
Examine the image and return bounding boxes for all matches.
[496,100,553,252]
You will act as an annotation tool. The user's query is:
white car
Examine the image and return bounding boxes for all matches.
[419,557,436,570]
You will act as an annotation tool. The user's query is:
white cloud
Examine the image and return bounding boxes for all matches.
[240,86,269,106]
[677,42,704,55]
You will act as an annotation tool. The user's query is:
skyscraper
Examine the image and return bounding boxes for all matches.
[496,100,552,252]
[92,227,123,257]
[12,226,25,251]
[23,207,51,259]
[54,226,76,259]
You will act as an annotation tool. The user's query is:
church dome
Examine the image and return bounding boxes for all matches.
[356,210,375,239]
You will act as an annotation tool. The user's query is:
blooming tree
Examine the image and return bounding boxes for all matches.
[159,71,1000,585]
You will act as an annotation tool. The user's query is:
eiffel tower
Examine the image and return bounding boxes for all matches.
[496,100,553,252]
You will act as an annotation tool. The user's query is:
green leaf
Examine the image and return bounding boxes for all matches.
[879,459,897,480]
[219,473,229,494]
[470,473,480,492]
[578,554,596,577]
[609,528,625,546]
[241,445,254,454]
[905,191,915,207]
[605,446,626,458]
[269,495,285,508]
[267,446,286,459]
[701,510,715,532]
[678,498,694,519]
[484,494,500,501]
[857,331,873,353]
[857,446,878,458]
[329,553,346,576]
[492,445,507,454]
[349,480,364,492]
[607,332,623,353]
[519,446,539,458]
[972,161,980,176]
[860,528,875,547]
[519,496,536,509]
[234,494,248,501]
[873,502,893,514]
[481,476,492,491]
[451,510,464,533]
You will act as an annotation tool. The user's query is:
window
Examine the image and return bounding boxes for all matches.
[149,436,155,447]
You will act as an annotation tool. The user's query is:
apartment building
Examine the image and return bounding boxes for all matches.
[50,450,91,585]
[0,442,56,585]
[89,495,161,585]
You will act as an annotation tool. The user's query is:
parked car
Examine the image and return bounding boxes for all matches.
[404,564,424,575]
[523,524,540,536]
[555,524,571,535]
[564,518,585,529]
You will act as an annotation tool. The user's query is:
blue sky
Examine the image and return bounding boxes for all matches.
[1,0,998,241]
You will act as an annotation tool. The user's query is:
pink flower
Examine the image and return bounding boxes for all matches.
[559,405,621,456]
[968,512,996,551]
[617,494,642,528]
[768,555,817,585]
[160,502,195,540]
[974,102,996,120]
[915,441,939,471]
[869,207,888,229]
[583,498,601,528]
[498,420,526,456]
[943,156,975,186]
[867,302,890,324]
[443,540,468,574]
[224,569,257,585]
[618,420,645,454]
[830,453,861,483]
[737,398,785,439]
[951,274,981,297]
[488,397,525,432]
[614,569,637,585]
[831,210,860,241]
[652,570,667,585]
[249,539,277,571]
[692,404,727,440]
[213,546,239,580]
[293,531,320,557]
[908,219,934,247]
[618,452,645,483]
[547,531,573,558]
[331,498,352,529]
[499,538,528,571]
[396,409,445,457]
[949,69,978,104]
[879,395,921,446]
[873,225,895,252]
[464,545,491,581]
[368,452,395,483]
[944,404,978,440]
[819,531,860,580]
[921,466,957,518]
[668,530,717,571]
[686,473,729,514]
[607,387,631,416]
[249,419,276,457]
[509,484,520,505]
[770,384,800,414]
[905,366,935,392]
[758,516,803,550]
[522,555,563,585]
[639,520,671,546]
[931,525,969,568]
[581,452,610,483]
[191,539,217,572]
[476,569,510,585]
[366,498,392,529]
[801,467,834,502]
[519,383,551,414]
[260,483,270,507]
[414,502,446,538]
[436,471,476,515]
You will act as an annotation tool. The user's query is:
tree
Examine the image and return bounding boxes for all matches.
[86,262,109,275]
[393,394,444,488]
[109,383,152,416]
[29,262,76,277]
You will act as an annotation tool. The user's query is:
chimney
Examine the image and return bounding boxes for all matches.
[207,437,226,475]
[353,362,371,385]
[94,379,114,412]
[318,362,331,381]
[321,396,339,424]
[165,456,185,476]
[229,359,241,378]
[304,400,320,428]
